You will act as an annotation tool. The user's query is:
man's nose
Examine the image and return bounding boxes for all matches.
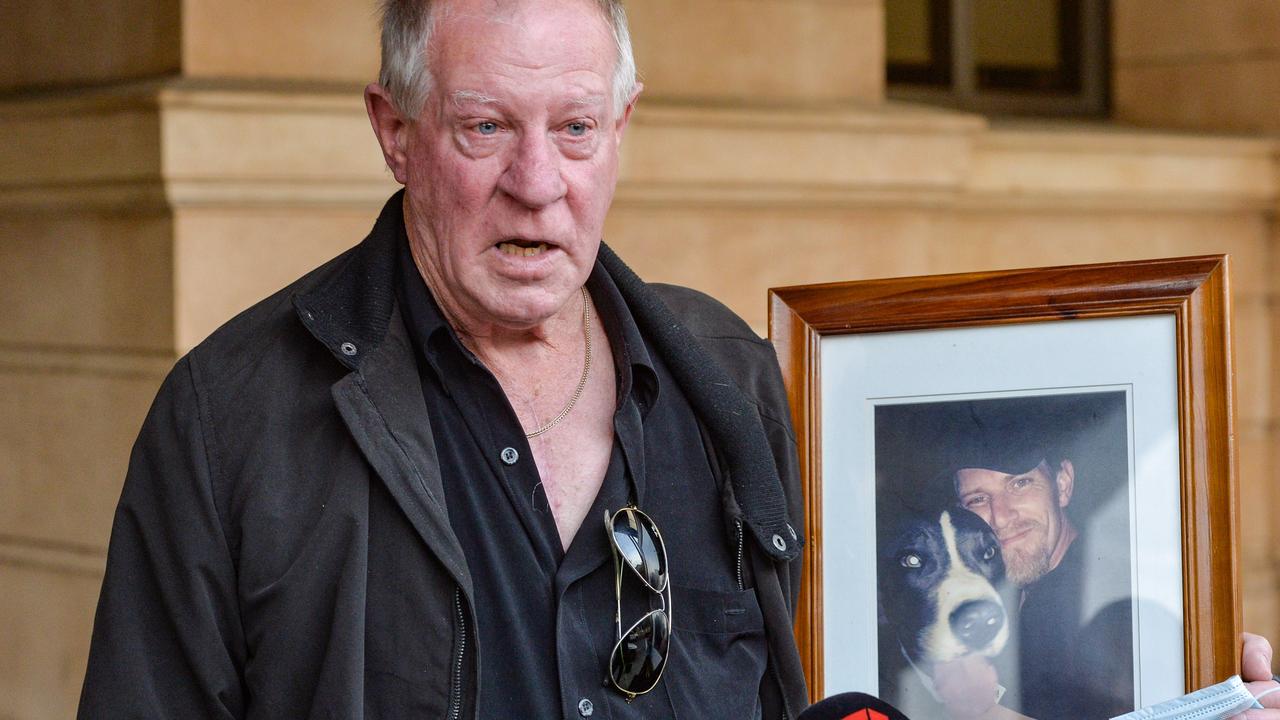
[989,493,1017,530]
[499,132,567,209]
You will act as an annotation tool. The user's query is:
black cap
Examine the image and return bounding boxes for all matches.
[874,392,1128,513]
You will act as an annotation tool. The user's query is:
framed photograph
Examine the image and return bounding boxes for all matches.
[769,257,1240,718]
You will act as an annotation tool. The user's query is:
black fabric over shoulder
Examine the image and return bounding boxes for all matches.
[596,244,802,564]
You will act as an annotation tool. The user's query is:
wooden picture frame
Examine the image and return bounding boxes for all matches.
[769,256,1239,714]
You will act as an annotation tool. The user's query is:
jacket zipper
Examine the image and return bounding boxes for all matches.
[734,519,745,592]
[740,519,792,720]
[772,663,793,720]
[449,586,467,720]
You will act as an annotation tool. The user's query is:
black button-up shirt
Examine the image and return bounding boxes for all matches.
[396,240,768,719]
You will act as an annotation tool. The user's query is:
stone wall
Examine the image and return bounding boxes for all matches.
[1113,0,1280,132]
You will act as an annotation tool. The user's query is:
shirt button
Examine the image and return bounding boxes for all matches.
[500,447,519,465]
[577,698,594,717]
[772,534,787,552]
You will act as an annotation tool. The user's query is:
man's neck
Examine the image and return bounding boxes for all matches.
[1045,519,1078,574]
[1019,520,1078,607]
[405,235,584,362]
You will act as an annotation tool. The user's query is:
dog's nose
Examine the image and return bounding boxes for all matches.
[950,600,1004,650]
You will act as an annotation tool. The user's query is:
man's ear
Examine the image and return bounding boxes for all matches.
[1055,459,1075,508]
[365,83,411,185]
[613,82,643,147]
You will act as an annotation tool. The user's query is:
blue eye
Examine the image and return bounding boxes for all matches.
[476,121,498,135]
[566,122,588,136]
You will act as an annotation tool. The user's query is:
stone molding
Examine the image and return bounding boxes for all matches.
[0,345,174,381]
[1,82,1278,215]
[968,123,1278,212]
[0,535,105,578]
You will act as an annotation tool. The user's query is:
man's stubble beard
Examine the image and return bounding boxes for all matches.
[1004,547,1051,586]
[1000,523,1053,586]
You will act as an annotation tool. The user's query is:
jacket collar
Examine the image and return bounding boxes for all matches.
[293,191,800,563]
[292,191,405,372]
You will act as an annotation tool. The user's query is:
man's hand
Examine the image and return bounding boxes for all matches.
[932,654,1032,720]
[1231,632,1280,719]
[932,654,1033,720]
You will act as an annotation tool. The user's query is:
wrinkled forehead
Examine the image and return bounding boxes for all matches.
[435,0,611,21]
[428,0,616,65]
[421,0,618,115]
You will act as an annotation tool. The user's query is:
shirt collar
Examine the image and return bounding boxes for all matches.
[584,260,660,415]
[396,236,454,384]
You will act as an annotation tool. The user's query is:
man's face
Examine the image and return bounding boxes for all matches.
[955,460,1073,586]
[393,0,634,330]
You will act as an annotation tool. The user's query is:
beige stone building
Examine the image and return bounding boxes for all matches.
[1,1,1277,717]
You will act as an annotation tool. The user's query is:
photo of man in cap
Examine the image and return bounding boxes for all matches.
[875,392,1134,719]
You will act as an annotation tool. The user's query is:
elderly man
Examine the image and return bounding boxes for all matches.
[78,1,805,718]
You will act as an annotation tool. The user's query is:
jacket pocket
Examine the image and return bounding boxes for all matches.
[663,584,767,719]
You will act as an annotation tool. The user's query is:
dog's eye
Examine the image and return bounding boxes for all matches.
[900,553,922,569]
[983,545,997,561]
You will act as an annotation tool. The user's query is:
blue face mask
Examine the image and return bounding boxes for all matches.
[1110,676,1265,720]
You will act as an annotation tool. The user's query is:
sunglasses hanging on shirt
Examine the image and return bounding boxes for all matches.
[604,506,672,701]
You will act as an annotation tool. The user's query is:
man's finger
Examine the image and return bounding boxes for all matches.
[1229,676,1280,718]
[1246,679,1280,706]
[1243,632,1276,682]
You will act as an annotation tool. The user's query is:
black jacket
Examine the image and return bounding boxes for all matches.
[79,193,808,719]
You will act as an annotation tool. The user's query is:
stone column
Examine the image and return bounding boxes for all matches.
[0,3,377,717]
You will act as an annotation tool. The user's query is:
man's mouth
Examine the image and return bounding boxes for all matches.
[496,239,550,257]
[997,525,1034,547]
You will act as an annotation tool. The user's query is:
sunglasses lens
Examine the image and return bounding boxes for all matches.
[610,610,670,695]
[610,509,667,592]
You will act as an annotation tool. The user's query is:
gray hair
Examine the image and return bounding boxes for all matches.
[378,0,638,119]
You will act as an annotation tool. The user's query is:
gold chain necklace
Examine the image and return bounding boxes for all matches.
[525,287,592,439]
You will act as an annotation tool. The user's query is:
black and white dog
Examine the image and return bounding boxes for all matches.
[876,506,1012,710]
